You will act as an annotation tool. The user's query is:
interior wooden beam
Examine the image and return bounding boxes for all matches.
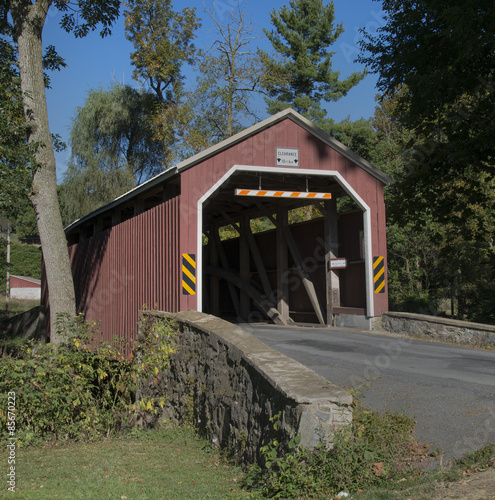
[206,266,286,325]
[219,211,287,325]
[281,220,325,325]
[212,228,241,318]
[209,223,220,317]
[239,216,250,320]
[277,209,290,323]
[324,198,340,325]
[255,202,325,325]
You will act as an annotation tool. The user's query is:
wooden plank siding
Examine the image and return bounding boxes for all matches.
[66,195,180,345]
[47,110,388,341]
[180,118,388,316]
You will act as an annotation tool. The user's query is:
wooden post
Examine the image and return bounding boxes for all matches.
[219,211,288,326]
[277,210,290,323]
[239,216,250,320]
[209,224,220,316]
[324,198,340,325]
[134,198,145,216]
[5,222,10,317]
[256,203,325,324]
[111,209,120,227]
[212,227,240,318]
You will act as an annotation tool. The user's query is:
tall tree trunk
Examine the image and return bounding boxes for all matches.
[12,0,76,343]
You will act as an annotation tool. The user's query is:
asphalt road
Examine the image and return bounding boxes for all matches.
[240,323,495,462]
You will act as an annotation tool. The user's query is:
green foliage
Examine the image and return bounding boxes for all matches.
[261,0,365,123]
[192,2,266,141]
[0,36,34,219]
[131,313,178,413]
[12,197,39,240]
[0,240,41,292]
[357,2,495,324]
[452,444,495,473]
[54,0,120,39]
[124,0,200,103]
[386,222,442,314]
[124,0,201,164]
[359,0,495,140]
[244,403,425,498]
[0,313,178,445]
[322,117,378,162]
[60,83,167,224]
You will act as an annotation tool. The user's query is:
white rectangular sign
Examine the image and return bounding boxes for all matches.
[276,147,299,167]
[329,258,347,270]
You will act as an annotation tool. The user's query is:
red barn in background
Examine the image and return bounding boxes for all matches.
[11,275,41,300]
[43,109,390,343]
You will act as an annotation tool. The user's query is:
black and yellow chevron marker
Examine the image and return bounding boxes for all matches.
[373,256,386,294]
[182,254,196,295]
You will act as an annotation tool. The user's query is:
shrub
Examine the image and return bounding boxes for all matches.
[0,313,178,446]
[244,402,427,498]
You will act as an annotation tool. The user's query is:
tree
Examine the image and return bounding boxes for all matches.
[0,27,33,220]
[358,1,495,221]
[359,0,495,143]
[195,2,266,140]
[124,0,200,162]
[260,0,366,123]
[125,0,199,103]
[5,0,121,343]
[358,1,495,322]
[60,83,166,225]
[322,117,378,162]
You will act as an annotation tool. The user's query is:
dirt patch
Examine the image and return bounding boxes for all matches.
[432,467,495,499]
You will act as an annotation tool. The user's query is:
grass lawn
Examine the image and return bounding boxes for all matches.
[11,427,254,499]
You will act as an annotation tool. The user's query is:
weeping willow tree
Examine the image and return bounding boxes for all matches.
[60,84,167,225]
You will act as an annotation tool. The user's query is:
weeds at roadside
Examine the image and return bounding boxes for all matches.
[0,313,178,446]
[243,401,433,498]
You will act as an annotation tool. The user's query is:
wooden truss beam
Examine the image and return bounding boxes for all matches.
[206,266,286,325]
[256,202,325,325]
[220,211,289,326]
[211,227,241,319]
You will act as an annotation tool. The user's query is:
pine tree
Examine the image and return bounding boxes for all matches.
[261,0,365,123]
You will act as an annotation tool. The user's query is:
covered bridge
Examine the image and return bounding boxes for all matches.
[43,109,390,342]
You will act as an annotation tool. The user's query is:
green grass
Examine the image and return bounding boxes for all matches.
[11,426,254,499]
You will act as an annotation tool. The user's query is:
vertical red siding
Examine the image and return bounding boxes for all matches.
[52,115,388,342]
[69,197,180,345]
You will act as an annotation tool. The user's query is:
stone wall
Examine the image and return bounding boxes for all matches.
[140,311,352,464]
[382,311,495,347]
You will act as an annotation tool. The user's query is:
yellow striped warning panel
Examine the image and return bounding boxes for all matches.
[235,189,332,199]
[182,253,196,295]
[373,256,385,294]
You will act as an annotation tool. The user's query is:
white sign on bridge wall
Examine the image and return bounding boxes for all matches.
[276,147,299,167]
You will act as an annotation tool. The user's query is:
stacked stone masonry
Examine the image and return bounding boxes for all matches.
[140,311,352,463]
[382,311,495,348]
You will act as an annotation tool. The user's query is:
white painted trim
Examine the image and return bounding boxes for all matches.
[197,165,374,317]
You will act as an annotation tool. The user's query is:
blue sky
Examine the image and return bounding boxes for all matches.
[42,0,384,180]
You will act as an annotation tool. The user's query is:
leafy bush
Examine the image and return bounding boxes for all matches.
[244,403,427,498]
[0,313,178,446]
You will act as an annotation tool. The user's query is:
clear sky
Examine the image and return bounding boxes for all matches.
[42,0,384,180]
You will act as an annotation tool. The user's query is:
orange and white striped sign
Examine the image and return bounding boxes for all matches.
[235,189,332,199]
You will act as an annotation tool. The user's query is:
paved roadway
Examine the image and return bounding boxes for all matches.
[240,323,495,462]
